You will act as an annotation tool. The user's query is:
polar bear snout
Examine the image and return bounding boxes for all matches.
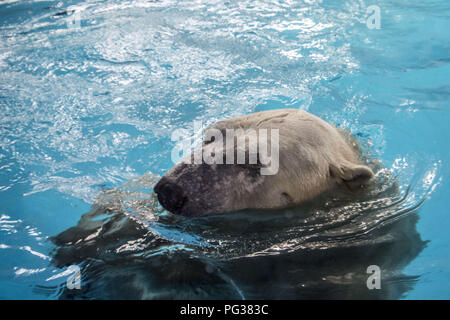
[154,177,187,215]
[154,163,229,217]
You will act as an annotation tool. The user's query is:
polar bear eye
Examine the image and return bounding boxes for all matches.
[203,136,215,145]
[281,192,293,204]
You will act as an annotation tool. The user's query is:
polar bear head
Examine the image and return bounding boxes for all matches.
[154,109,374,217]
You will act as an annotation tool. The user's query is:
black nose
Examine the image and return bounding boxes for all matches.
[154,177,187,214]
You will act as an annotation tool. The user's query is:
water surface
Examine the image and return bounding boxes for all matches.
[0,0,448,299]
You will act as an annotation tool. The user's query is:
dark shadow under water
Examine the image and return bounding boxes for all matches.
[49,172,427,299]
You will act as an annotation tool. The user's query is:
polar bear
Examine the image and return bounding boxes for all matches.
[154,109,374,216]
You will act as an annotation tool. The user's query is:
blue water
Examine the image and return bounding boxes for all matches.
[0,0,449,299]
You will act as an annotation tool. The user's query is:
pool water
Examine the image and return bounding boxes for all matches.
[0,0,449,299]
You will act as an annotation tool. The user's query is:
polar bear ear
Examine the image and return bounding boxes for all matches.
[329,162,374,191]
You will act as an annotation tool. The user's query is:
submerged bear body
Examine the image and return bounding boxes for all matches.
[155,109,374,216]
[50,110,426,300]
